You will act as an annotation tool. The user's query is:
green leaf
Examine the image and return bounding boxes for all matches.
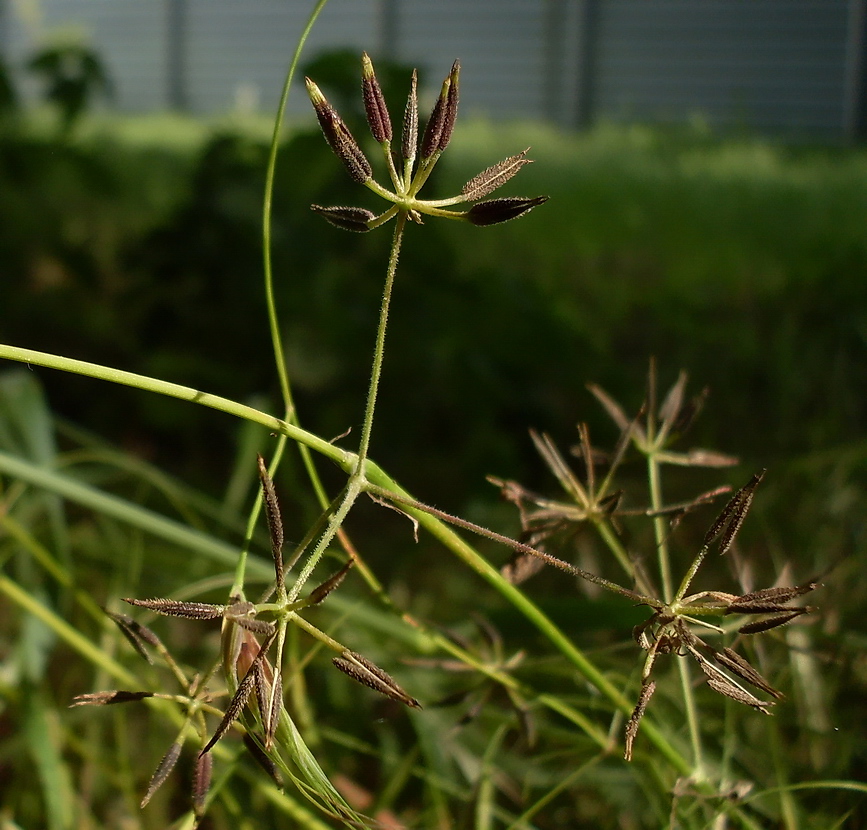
[23,686,75,830]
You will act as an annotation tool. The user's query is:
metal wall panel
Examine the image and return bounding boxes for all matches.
[6,0,164,110]
[0,0,860,140]
[185,0,377,114]
[594,0,851,138]
[399,0,549,120]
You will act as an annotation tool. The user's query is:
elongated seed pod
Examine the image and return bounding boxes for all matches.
[462,149,532,201]
[141,741,182,807]
[624,680,655,761]
[466,196,548,226]
[332,650,420,708]
[401,69,418,166]
[305,77,372,183]
[311,204,376,232]
[257,454,285,588]
[123,598,225,619]
[362,52,392,143]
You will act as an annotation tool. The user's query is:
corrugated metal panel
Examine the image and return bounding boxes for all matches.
[399,0,548,120]
[186,0,377,114]
[593,0,851,137]
[7,0,165,110]
[0,0,859,139]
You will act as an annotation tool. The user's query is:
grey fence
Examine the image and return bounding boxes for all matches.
[1,0,864,141]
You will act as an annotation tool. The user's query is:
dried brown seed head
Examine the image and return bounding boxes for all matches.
[141,741,182,807]
[361,52,392,143]
[688,644,773,713]
[702,470,765,554]
[727,581,817,614]
[420,62,459,159]
[243,733,285,787]
[466,196,548,226]
[332,650,421,709]
[439,60,460,152]
[738,610,809,635]
[257,454,285,588]
[657,371,688,436]
[307,559,354,605]
[123,597,225,620]
[311,204,376,232]
[305,77,372,184]
[671,386,709,436]
[265,670,283,749]
[192,751,212,817]
[105,609,161,663]
[204,628,278,756]
[233,616,275,636]
[70,690,154,707]
[712,647,784,700]
[624,680,656,761]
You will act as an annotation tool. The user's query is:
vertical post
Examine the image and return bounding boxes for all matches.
[575,0,600,129]
[543,0,566,123]
[0,0,14,114]
[379,0,399,61]
[843,0,867,142]
[166,0,188,111]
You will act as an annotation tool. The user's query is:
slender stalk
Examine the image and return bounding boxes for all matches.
[262,0,330,414]
[355,211,408,472]
[288,613,346,653]
[647,455,673,603]
[593,516,655,596]
[647,450,704,777]
[676,654,704,778]
[287,482,361,603]
[0,345,352,470]
[258,0,340,535]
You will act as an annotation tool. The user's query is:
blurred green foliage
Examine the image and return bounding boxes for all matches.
[26,42,112,133]
[3,115,866,509]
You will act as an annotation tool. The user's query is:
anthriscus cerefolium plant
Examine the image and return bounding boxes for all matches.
[0,5,852,827]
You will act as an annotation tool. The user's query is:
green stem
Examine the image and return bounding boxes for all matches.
[0,574,137,686]
[0,345,352,471]
[593,516,654,596]
[647,455,673,602]
[355,211,407,471]
[647,450,704,777]
[287,483,360,603]
[288,613,346,653]
[262,0,329,414]
[258,0,339,535]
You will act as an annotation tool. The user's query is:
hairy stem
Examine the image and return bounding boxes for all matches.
[0,345,350,469]
[647,450,704,776]
[355,211,408,471]
[287,483,360,603]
